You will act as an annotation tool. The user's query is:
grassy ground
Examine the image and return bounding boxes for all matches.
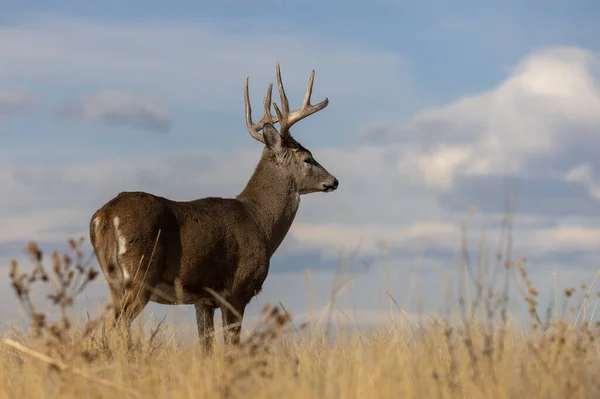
[2,236,600,398]
[3,312,600,398]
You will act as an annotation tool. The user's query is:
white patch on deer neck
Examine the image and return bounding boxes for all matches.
[113,216,127,257]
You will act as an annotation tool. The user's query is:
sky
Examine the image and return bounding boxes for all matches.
[1,1,600,338]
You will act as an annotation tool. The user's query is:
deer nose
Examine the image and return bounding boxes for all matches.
[322,177,339,192]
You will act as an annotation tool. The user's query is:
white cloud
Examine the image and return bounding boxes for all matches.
[286,221,459,257]
[0,91,38,116]
[396,145,472,190]
[523,226,600,254]
[285,219,600,263]
[565,164,600,200]
[362,46,600,192]
[57,90,172,132]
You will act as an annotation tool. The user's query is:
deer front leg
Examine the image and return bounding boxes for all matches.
[221,300,246,346]
[195,302,215,354]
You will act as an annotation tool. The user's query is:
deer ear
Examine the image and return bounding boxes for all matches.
[263,123,285,153]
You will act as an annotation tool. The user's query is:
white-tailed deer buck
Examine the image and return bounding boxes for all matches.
[89,63,338,352]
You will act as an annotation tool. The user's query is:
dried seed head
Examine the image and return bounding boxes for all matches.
[262,304,272,313]
[61,315,71,330]
[87,268,98,281]
[27,241,42,262]
[47,293,59,304]
[9,260,18,278]
[31,311,46,331]
[28,273,38,284]
[63,296,74,307]
[52,251,60,270]
[63,254,72,269]
[53,260,61,277]
[48,324,62,339]
[11,281,25,297]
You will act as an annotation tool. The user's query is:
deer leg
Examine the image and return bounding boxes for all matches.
[195,302,215,354]
[221,300,246,346]
[107,241,162,333]
[104,281,125,330]
[103,282,152,350]
[112,281,152,330]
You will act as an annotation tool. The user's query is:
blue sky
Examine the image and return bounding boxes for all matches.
[1,1,600,335]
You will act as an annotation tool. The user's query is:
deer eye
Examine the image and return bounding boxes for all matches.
[303,158,313,167]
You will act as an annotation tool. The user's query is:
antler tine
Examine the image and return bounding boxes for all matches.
[272,62,329,138]
[245,76,280,144]
[244,76,263,143]
[275,62,290,116]
[302,70,315,109]
[263,83,275,125]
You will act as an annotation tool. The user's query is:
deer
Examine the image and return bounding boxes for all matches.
[88,63,338,353]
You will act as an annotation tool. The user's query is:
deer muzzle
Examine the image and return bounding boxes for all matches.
[322,177,339,193]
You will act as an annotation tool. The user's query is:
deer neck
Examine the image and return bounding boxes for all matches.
[236,155,300,257]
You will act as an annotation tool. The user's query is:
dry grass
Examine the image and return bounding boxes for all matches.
[3,218,600,398]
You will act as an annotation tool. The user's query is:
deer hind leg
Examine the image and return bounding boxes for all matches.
[104,281,154,349]
[194,302,215,354]
[107,244,162,333]
[102,263,135,331]
[111,281,153,328]
[221,299,247,346]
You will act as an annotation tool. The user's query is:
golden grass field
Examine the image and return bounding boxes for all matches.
[3,228,600,399]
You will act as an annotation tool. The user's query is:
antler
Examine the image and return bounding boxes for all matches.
[272,62,329,140]
[245,77,280,144]
[244,63,329,144]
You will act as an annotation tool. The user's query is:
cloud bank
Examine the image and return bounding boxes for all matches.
[57,90,172,132]
[359,46,600,215]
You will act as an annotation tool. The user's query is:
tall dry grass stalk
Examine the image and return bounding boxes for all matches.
[3,206,600,398]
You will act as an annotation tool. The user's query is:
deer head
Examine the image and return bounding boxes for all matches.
[244,63,339,195]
